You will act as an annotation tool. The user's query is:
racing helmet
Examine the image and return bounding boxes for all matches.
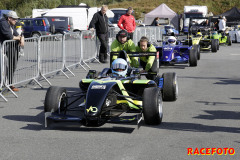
[111,58,128,77]
[167,29,174,35]
[168,36,176,45]
[196,32,202,37]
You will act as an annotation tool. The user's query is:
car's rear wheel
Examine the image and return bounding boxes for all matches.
[162,72,178,101]
[143,87,163,125]
[211,39,218,52]
[227,36,232,46]
[44,86,67,113]
[216,39,220,50]
[189,48,197,67]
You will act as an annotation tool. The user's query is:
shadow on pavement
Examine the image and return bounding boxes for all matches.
[193,110,240,120]
[148,122,240,133]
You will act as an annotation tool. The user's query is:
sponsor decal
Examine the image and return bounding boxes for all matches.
[187,148,235,156]
[86,106,98,113]
[163,47,173,51]
[91,85,106,89]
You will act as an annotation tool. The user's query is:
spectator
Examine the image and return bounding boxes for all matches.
[151,17,160,26]
[0,11,24,91]
[117,7,136,40]
[136,36,157,79]
[218,16,226,33]
[111,30,138,68]
[89,5,109,63]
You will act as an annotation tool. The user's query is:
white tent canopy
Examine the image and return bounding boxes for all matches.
[144,3,179,29]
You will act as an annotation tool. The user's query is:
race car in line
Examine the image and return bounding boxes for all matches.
[44,51,178,128]
[155,36,198,67]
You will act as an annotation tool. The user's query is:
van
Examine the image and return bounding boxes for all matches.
[44,5,98,32]
[43,16,73,34]
[19,18,52,37]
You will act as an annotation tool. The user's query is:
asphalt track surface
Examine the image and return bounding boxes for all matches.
[0,43,240,160]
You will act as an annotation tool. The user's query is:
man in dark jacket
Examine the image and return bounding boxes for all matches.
[0,11,24,91]
[89,5,109,63]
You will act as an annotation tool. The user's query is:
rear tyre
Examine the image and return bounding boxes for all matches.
[211,39,218,52]
[235,34,237,43]
[162,72,178,101]
[216,39,220,50]
[44,86,67,113]
[143,87,163,125]
[227,36,232,46]
[189,48,197,67]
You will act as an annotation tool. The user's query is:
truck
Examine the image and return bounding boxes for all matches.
[183,5,208,34]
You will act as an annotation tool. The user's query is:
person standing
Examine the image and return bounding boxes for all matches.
[89,5,109,63]
[151,17,160,26]
[117,7,136,40]
[218,16,226,33]
[0,11,24,91]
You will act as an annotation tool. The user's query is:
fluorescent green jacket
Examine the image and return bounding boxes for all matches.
[136,44,156,71]
[111,39,139,67]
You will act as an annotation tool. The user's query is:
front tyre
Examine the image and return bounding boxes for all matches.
[189,48,197,67]
[44,86,67,113]
[143,87,163,125]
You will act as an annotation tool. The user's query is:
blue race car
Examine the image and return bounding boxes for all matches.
[155,36,198,67]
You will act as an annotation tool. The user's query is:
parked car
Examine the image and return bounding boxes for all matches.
[19,18,52,38]
[42,16,73,34]
[109,8,128,27]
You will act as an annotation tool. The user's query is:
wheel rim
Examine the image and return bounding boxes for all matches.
[158,96,163,118]
[58,92,67,114]
[175,75,178,98]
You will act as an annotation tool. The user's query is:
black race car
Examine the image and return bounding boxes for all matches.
[44,51,178,128]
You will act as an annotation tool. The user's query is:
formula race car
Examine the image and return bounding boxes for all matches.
[156,36,198,67]
[44,52,178,128]
[188,17,219,53]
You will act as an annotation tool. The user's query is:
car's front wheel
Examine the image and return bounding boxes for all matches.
[44,86,67,113]
[143,87,163,125]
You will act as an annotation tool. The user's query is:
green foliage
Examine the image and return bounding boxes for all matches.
[0,0,239,18]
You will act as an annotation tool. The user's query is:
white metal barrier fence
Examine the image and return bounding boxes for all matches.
[0,27,162,102]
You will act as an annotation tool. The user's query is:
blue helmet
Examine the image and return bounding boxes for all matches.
[111,58,128,77]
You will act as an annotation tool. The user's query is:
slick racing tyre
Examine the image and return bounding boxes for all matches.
[162,72,178,101]
[211,39,218,53]
[44,86,67,113]
[193,45,200,60]
[227,36,232,46]
[143,87,163,125]
[189,48,197,67]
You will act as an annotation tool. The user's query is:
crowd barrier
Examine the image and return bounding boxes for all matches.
[0,26,162,102]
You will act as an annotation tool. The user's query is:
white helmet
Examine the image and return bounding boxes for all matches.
[167,29,174,35]
[111,58,128,77]
[168,36,176,45]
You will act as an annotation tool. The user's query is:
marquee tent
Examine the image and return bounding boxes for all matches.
[144,3,179,29]
[218,7,240,22]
